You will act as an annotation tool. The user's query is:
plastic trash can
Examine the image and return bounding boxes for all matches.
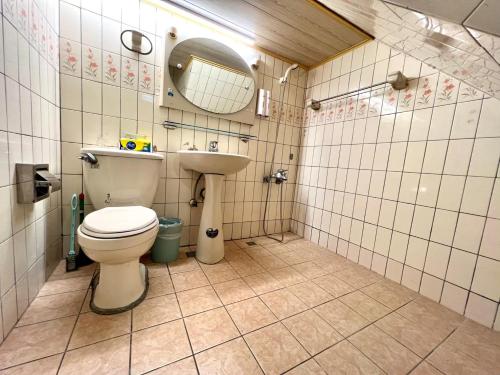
[151,218,183,263]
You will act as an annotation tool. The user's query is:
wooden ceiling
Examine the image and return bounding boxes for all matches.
[167,0,373,68]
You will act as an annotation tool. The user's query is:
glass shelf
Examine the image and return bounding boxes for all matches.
[162,120,257,143]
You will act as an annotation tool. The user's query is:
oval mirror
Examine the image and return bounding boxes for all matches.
[168,38,255,114]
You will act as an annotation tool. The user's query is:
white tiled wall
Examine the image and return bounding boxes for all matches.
[0,0,61,341]
[292,40,500,329]
[58,0,306,248]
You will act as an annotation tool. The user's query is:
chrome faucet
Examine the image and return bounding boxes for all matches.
[263,168,288,184]
[183,142,198,151]
[208,140,219,152]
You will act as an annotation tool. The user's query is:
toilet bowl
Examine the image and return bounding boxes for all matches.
[77,206,159,313]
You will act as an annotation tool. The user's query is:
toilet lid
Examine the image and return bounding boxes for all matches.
[82,206,158,237]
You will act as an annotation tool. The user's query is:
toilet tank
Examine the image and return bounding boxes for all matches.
[80,147,164,210]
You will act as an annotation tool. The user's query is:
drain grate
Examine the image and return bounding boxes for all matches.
[186,251,196,257]
[246,241,257,246]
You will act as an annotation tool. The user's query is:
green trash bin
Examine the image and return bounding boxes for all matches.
[151,218,183,263]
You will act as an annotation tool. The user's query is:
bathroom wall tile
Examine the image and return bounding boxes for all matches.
[464,293,497,328]
[471,257,500,301]
[446,248,476,289]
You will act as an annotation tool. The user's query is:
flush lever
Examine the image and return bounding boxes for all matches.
[78,152,98,165]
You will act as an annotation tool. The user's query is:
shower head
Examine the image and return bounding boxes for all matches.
[279,63,299,85]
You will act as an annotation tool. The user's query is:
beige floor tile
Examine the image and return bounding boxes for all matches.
[146,275,175,299]
[292,261,329,279]
[68,311,130,349]
[361,280,416,309]
[277,251,307,266]
[229,258,265,277]
[213,279,256,305]
[146,263,169,278]
[255,255,288,270]
[349,325,421,374]
[375,312,447,357]
[184,307,240,353]
[226,297,277,334]
[428,319,500,375]
[283,310,342,355]
[133,294,181,331]
[59,335,130,375]
[196,337,263,375]
[131,319,192,375]
[335,266,381,289]
[411,361,444,375]
[147,357,198,374]
[177,286,222,316]
[168,257,200,274]
[171,270,209,292]
[17,291,86,326]
[287,281,333,308]
[0,354,62,375]
[314,300,369,337]
[315,340,383,375]
[0,316,76,369]
[38,276,92,297]
[284,359,326,375]
[244,272,282,295]
[80,291,92,314]
[312,274,354,298]
[339,291,390,322]
[245,322,309,375]
[397,297,464,337]
[313,255,348,273]
[244,245,274,259]
[202,263,239,284]
[270,267,307,287]
[260,289,308,320]
[48,261,96,281]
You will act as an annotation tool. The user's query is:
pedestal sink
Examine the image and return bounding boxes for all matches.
[177,150,251,264]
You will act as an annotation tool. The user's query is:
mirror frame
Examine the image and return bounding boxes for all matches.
[161,35,259,126]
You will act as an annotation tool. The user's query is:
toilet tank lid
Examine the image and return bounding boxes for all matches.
[81,147,164,160]
[82,206,158,234]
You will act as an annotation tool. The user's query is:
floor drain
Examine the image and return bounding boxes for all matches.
[246,241,257,246]
[186,251,196,257]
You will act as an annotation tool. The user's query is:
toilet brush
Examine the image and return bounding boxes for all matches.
[66,194,78,272]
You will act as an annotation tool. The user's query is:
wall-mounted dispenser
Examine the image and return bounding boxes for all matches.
[256,89,270,117]
[16,164,61,203]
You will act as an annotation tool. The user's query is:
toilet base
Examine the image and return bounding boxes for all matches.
[90,263,149,315]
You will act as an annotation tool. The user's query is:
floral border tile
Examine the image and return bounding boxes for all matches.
[138,62,154,93]
[103,52,120,86]
[458,82,483,103]
[82,45,102,82]
[397,78,417,112]
[414,73,437,109]
[435,73,458,105]
[60,38,81,77]
[122,57,138,89]
[17,0,29,37]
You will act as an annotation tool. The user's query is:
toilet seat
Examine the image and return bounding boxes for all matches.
[81,206,158,239]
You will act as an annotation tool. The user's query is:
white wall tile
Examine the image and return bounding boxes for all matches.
[460,177,494,216]
[480,218,500,261]
[446,248,476,289]
[453,214,485,253]
[465,292,497,328]
[471,257,500,301]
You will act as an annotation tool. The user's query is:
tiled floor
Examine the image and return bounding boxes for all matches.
[0,234,499,374]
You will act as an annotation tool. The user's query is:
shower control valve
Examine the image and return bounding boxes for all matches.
[275,169,288,184]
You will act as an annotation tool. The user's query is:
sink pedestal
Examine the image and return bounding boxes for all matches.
[197,174,224,264]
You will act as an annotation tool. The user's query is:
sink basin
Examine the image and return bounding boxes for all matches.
[177,150,252,264]
[177,150,250,175]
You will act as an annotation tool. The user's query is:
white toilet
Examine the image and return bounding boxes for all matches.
[76,147,164,313]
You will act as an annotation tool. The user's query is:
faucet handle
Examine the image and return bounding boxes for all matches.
[209,140,219,152]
